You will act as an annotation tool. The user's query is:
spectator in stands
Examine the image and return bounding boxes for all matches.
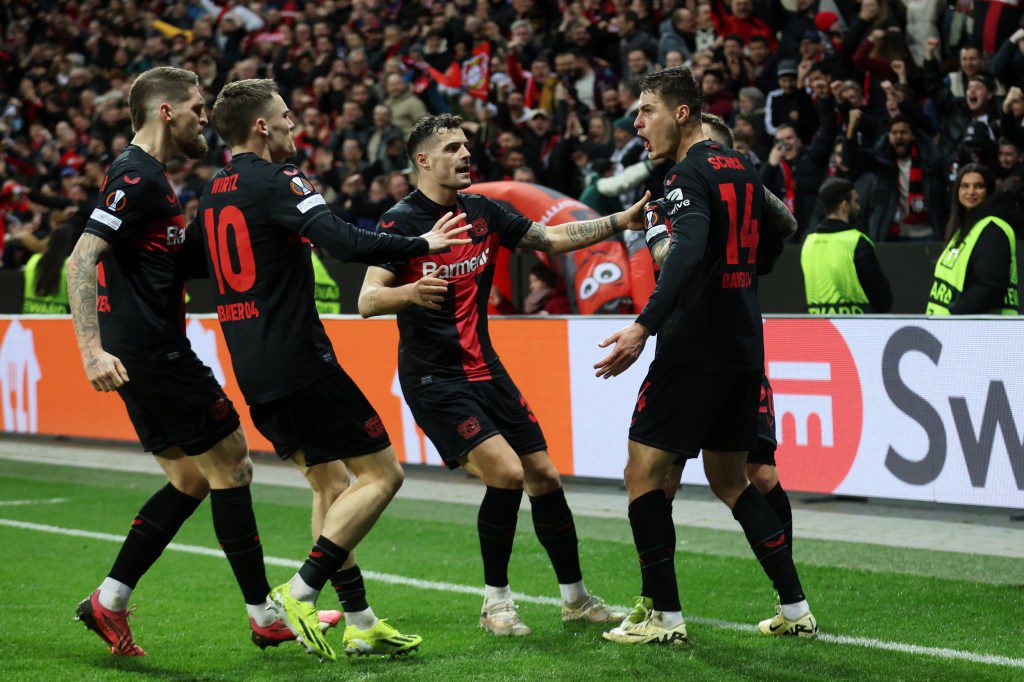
[761,88,841,238]
[658,8,696,65]
[701,69,735,120]
[747,35,779,94]
[927,164,1022,314]
[710,0,776,49]
[523,262,571,315]
[764,60,817,142]
[384,73,428,134]
[996,137,1024,185]
[615,12,658,78]
[924,38,1000,170]
[847,115,947,241]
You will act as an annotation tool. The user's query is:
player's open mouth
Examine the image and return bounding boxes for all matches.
[456,163,471,175]
[639,135,651,152]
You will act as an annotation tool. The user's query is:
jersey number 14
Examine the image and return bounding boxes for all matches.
[204,206,256,294]
[719,182,759,266]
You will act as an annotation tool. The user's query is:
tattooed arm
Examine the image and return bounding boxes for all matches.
[66,233,129,392]
[650,239,671,268]
[359,266,449,317]
[517,191,652,254]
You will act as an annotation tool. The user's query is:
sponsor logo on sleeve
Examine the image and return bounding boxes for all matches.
[90,208,122,230]
[296,193,326,214]
[290,176,314,195]
[123,175,141,185]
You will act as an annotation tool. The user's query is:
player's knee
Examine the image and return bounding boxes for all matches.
[707,478,745,508]
[170,471,210,499]
[383,463,405,498]
[489,461,524,490]
[746,464,778,494]
[523,457,560,495]
[230,455,254,487]
[663,479,680,501]
[310,478,348,506]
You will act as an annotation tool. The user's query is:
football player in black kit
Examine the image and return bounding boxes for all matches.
[596,69,817,645]
[67,67,303,656]
[615,113,805,633]
[198,79,471,661]
[358,113,651,636]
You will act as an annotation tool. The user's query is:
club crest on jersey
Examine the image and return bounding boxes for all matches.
[106,189,127,211]
[364,415,385,438]
[458,416,481,439]
[290,176,314,196]
[208,397,231,421]
[470,218,488,236]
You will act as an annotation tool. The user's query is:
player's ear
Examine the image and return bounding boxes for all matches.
[675,104,690,126]
[158,102,173,123]
[254,116,269,139]
[416,151,429,172]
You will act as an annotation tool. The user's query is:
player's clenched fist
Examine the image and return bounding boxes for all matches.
[408,276,449,311]
[421,211,471,253]
[83,348,130,392]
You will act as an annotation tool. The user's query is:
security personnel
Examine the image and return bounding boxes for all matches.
[927,164,1020,315]
[22,226,73,314]
[801,178,892,315]
[311,248,341,314]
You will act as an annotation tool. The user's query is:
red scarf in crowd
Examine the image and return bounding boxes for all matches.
[780,158,796,213]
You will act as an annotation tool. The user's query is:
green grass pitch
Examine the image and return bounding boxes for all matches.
[0,457,1021,681]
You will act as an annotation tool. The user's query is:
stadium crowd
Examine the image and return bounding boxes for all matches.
[2,0,1024,303]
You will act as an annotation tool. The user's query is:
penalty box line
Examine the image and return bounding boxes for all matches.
[0,516,1021,670]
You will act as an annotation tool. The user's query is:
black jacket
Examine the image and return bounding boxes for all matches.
[760,95,837,239]
[845,131,948,241]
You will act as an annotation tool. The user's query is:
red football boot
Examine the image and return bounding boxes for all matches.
[75,589,146,656]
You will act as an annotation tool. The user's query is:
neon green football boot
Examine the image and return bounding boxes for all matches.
[343,618,422,657]
[269,583,336,662]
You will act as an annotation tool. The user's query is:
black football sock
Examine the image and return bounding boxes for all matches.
[210,486,271,605]
[763,482,793,554]
[529,488,583,585]
[731,485,804,604]
[477,486,523,587]
[330,565,369,612]
[298,536,350,593]
[628,490,680,612]
[108,483,202,589]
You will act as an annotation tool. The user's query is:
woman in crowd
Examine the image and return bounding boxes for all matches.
[927,164,1022,315]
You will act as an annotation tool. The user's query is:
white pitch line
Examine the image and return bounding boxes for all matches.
[0,497,67,506]
[0,518,1021,669]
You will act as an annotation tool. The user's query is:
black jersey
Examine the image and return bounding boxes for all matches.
[377,190,532,387]
[83,144,200,380]
[196,153,429,404]
[636,139,764,370]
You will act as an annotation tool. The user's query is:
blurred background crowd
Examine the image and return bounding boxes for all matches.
[3,0,1024,312]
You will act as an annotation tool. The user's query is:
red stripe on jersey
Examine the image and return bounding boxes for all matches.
[450,234,499,381]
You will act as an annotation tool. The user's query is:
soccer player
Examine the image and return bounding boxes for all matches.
[67,67,308,656]
[358,113,648,636]
[617,112,801,630]
[595,68,816,645]
[197,79,470,661]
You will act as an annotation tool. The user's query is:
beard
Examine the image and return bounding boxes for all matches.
[173,124,209,160]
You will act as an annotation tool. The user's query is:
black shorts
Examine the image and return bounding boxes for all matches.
[403,370,547,469]
[250,370,391,467]
[117,360,240,456]
[747,374,778,466]
[629,360,760,460]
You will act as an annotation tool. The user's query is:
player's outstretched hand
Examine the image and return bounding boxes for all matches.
[423,211,471,253]
[409,276,449,311]
[82,348,130,392]
[621,191,653,231]
[594,322,650,379]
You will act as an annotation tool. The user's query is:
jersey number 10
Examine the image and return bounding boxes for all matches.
[204,206,256,294]
[719,182,759,266]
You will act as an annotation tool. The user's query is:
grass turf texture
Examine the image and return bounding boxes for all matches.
[0,457,1022,681]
